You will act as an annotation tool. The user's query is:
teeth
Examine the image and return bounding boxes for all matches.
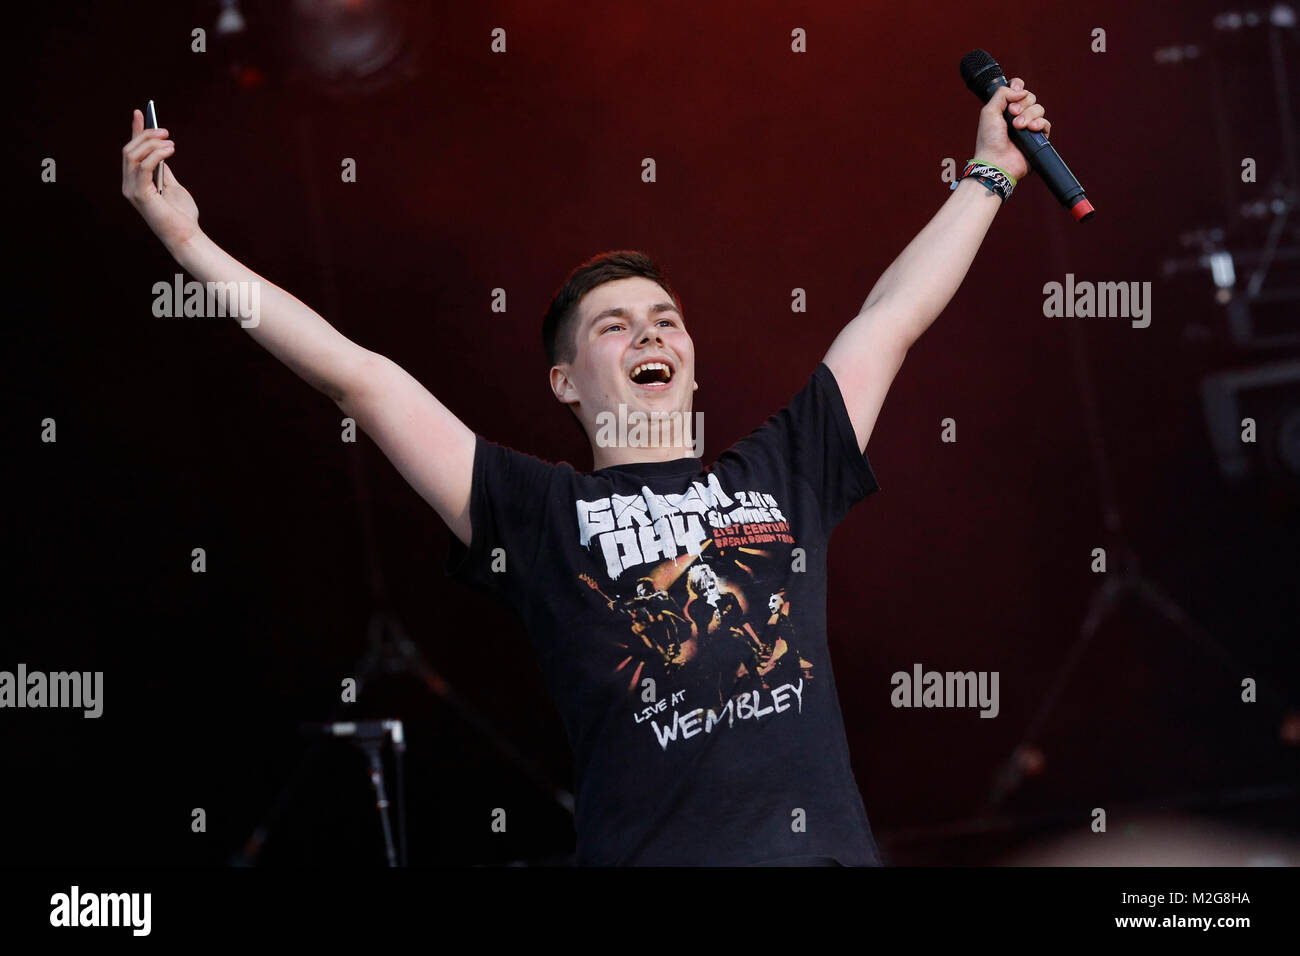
[631,361,672,380]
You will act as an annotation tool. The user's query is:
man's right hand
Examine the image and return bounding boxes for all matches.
[121,109,200,250]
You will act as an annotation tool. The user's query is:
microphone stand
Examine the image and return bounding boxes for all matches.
[361,736,398,867]
[299,720,407,867]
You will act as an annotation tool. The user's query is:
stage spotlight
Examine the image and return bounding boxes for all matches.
[216,0,247,36]
[1013,745,1046,777]
[290,0,426,98]
[1208,250,1236,290]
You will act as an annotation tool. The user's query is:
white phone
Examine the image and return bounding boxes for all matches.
[144,99,163,192]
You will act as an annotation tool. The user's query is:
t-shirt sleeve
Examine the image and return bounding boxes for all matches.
[444,434,560,606]
[723,362,880,534]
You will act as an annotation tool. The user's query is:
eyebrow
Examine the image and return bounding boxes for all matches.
[586,302,680,329]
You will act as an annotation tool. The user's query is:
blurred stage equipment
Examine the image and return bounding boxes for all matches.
[1201,359,1300,481]
[300,719,408,866]
[1158,7,1300,484]
[206,0,267,90]
[215,0,247,36]
[289,0,428,98]
[976,12,1300,830]
[230,604,574,866]
[193,0,431,95]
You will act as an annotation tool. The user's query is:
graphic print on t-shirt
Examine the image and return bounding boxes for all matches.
[575,472,812,751]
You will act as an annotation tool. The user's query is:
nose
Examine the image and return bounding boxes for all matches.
[636,319,663,346]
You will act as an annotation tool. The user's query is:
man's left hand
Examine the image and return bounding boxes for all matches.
[971,77,1051,183]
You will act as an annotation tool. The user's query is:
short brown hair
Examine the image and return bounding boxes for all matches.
[541,250,682,368]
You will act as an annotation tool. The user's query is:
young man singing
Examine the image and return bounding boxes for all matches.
[121,79,1050,865]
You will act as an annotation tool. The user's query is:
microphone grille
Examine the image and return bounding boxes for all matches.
[960,48,1002,96]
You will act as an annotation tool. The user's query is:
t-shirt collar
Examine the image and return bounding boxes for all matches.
[588,455,704,479]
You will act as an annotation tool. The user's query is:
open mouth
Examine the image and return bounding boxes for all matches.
[628,359,675,389]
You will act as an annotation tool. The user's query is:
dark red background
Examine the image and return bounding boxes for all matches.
[9,0,1298,865]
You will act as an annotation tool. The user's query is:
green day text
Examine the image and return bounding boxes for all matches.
[577,474,789,579]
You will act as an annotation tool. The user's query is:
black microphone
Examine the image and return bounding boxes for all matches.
[960,49,1095,222]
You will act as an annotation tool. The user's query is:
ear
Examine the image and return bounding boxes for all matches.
[692,378,699,392]
[549,365,579,405]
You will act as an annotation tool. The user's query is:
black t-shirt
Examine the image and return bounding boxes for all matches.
[446,362,883,865]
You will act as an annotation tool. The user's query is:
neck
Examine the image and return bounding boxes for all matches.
[586,403,703,469]
[590,440,699,471]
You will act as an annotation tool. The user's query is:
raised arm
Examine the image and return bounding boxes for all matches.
[121,110,475,545]
[336,352,475,546]
[823,78,1050,453]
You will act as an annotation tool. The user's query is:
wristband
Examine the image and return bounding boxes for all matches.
[949,158,1016,204]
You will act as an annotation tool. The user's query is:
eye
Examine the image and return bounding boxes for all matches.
[657,318,676,327]
[600,324,624,334]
